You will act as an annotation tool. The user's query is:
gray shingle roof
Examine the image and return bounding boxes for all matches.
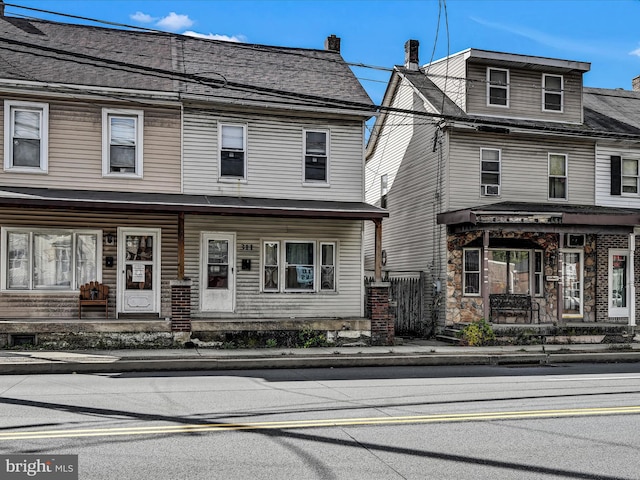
[584,87,640,132]
[0,16,373,112]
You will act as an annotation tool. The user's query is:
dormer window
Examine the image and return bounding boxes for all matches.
[487,67,509,107]
[543,74,563,112]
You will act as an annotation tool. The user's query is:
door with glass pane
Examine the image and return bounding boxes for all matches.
[609,250,629,318]
[562,250,583,317]
[200,233,235,312]
[118,228,160,314]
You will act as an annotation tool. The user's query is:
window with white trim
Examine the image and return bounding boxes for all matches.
[4,100,49,172]
[262,240,337,293]
[543,74,563,112]
[219,123,247,179]
[320,242,336,291]
[102,109,144,177]
[2,228,101,291]
[463,248,481,296]
[487,68,509,107]
[303,129,329,183]
[622,158,639,194]
[534,250,543,296]
[464,247,544,297]
[480,148,501,196]
[549,153,568,200]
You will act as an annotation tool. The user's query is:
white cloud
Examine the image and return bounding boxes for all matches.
[130,11,156,23]
[630,47,640,57]
[183,31,245,43]
[470,16,614,57]
[156,12,194,32]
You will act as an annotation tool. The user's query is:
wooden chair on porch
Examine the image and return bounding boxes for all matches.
[79,281,109,319]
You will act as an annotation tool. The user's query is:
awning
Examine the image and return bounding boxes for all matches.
[0,186,388,220]
[437,202,640,227]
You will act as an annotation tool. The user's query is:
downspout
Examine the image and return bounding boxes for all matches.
[557,233,564,323]
[483,230,490,321]
[630,231,636,327]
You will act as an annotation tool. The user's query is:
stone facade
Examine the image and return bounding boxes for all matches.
[446,230,598,325]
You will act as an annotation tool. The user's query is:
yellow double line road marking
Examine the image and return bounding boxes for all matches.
[2,405,640,441]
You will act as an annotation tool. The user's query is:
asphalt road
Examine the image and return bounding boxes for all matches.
[1,363,640,479]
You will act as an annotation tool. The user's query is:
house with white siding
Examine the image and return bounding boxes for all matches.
[0,12,388,348]
[366,41,640,335]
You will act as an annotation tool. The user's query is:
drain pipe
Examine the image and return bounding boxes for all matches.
[630,230,636,327]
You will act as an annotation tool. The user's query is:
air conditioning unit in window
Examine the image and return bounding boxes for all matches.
[566,234,585,247]
[482,184,500,196]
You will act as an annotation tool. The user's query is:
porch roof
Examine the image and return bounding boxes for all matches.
[436,202,640,227]
[0,186,388,220]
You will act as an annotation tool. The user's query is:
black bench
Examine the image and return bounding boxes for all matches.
[489,294,540,324]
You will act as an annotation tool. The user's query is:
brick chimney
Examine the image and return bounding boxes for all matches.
[633,75,640,92]
[325,34,340,53]
[0,1,4,16]
[404,39,419,71]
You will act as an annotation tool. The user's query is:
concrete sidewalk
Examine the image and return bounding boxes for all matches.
[2,340,640,375]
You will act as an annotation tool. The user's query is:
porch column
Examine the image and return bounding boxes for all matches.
[178,212,185,280]
[483,230,490,321]
[557,233,564,323]
[368,282,394,345]
[374,218,383,282]
[170,279,192,332]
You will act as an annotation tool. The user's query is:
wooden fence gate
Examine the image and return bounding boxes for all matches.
[366,273,431,337]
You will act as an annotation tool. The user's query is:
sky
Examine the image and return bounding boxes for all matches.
[5,0,640,105]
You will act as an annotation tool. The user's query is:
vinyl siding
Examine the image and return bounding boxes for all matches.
[447,131,595,210]
[0,209,177,318]
[466,64,584,123]
[183,109,365,202]
[185,216,364,318]
[0,98,182,193]
[595,143,640,208]
[424,53,468,112]
[365,76,444,275]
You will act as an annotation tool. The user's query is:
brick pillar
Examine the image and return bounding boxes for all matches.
[171,279,192,332]
[368,282,395,345]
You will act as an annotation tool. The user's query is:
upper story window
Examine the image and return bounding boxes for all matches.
[543,74,563,112]
[480,148,501,196]
[4,100,49,173]
[303,129,329,184]
[219,123,247,180]
[487,68,509,107]
[380,174,388,208]
[549,153,568,200]
[622,158,639,194]
[102,109,144,178]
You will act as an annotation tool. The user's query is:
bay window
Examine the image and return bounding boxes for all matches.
[3,229,101,290]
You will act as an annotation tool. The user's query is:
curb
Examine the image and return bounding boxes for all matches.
[3,350,640,375]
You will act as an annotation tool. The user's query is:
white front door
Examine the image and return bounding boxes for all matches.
[200,232,235,312]
[118,228,161,315]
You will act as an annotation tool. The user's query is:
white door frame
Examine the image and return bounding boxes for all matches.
[117,227,161,316]
[200,232,236,312]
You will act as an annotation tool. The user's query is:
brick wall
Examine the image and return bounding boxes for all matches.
[171,279,192,332]
[368,282,394,345]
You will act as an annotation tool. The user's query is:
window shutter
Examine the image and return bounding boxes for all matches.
[611,155,621,196]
